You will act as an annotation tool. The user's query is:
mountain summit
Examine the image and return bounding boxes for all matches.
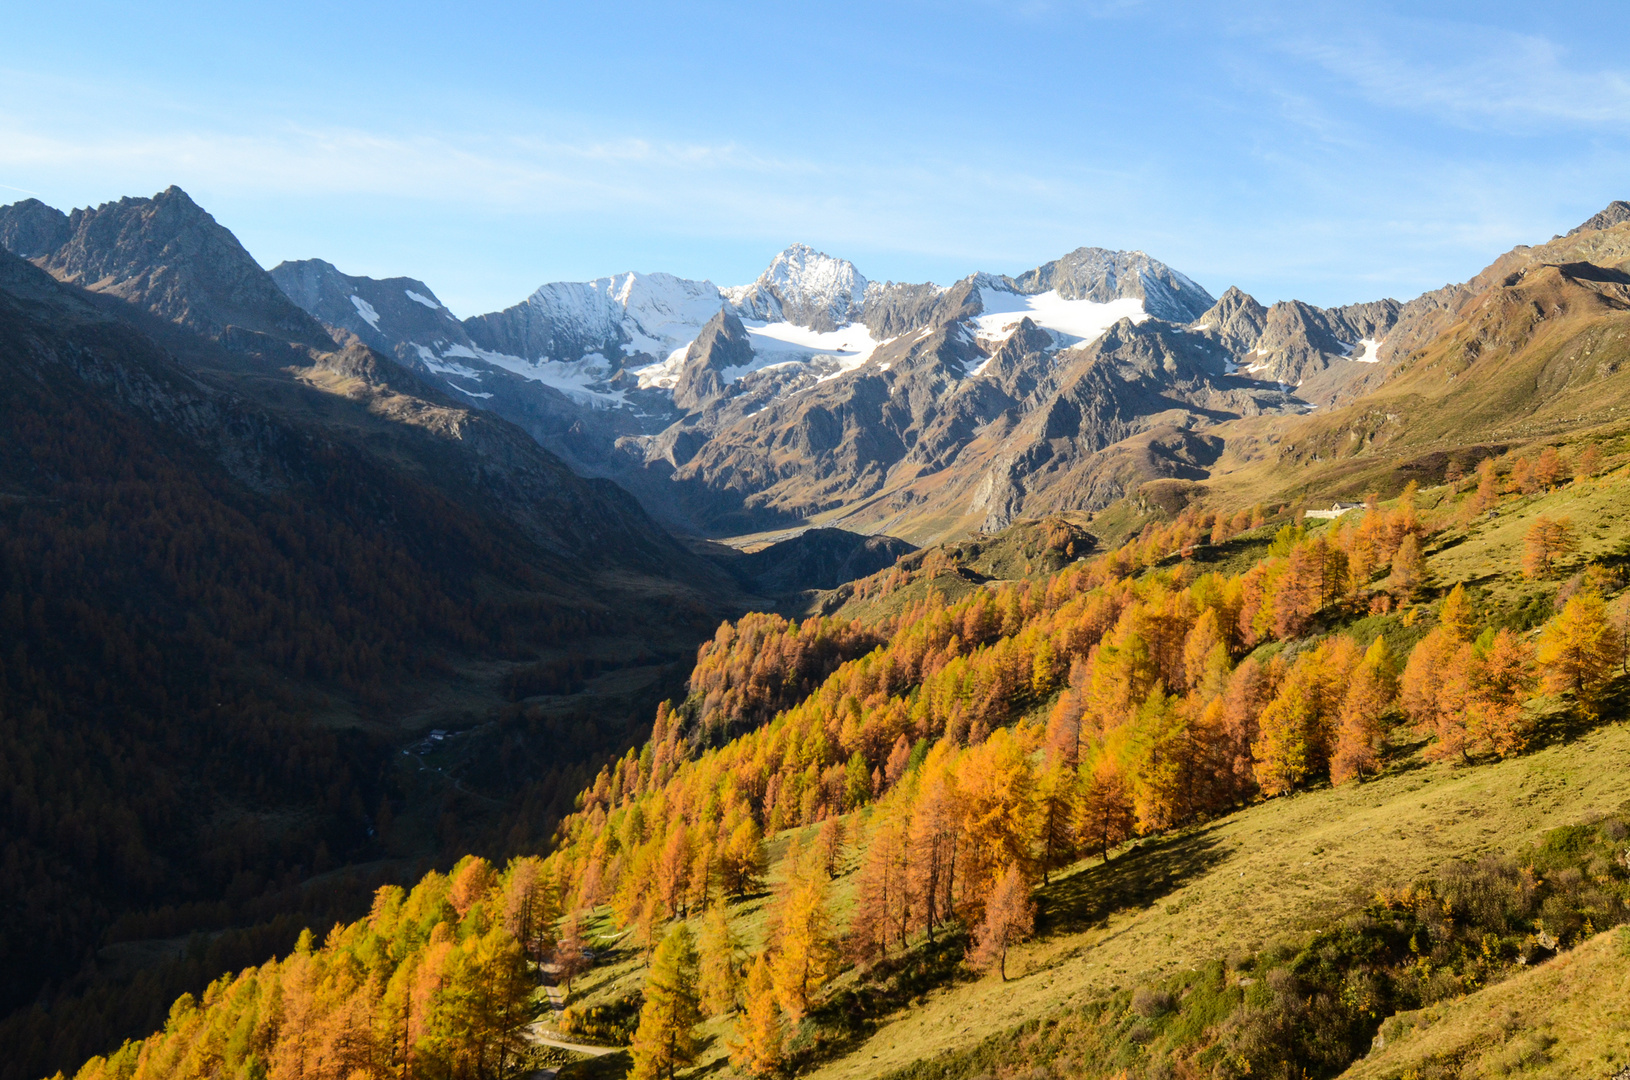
[5,186,333,348]
[725,242,867,331]
[1567,199,1630,236]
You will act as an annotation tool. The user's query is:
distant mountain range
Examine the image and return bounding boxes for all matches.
[9,189,1630,549]
[250,218,1417,537]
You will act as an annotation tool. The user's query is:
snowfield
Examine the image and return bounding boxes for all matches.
[971,288,1147,348]
[631,319,884,390]
[521,271,727,360]
[436,343,627,407]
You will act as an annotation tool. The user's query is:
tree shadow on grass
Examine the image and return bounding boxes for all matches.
[1036,824,1231,938]
[794,928,974,1071]
[555,1050,630,1080]
[1524,672,1627,751]
[685,1054,731,1079]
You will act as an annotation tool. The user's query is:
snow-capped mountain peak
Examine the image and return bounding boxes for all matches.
[514,270,726,361]
[725,243,868,332]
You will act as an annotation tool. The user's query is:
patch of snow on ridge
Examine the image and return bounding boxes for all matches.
[415,345,485,382]
[972,288,1146,347]
[1353,338,1383,363]
[605,272,727,355]
[630,344,693,390]
[350,295,381,330]
[439,343,626,407]
[405,290,440,310]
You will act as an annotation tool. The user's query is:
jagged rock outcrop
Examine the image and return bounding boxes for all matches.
[1186,287,1402,407]
[661,320,985,530]
[1568,199,1630,236]
[1192,286,1268,355]
[860,279,981,338]
[673,308,754,411]
[23,187,334,349]
[0,198,70,258]
[978,317,1057,400]
[968,316,1298,529]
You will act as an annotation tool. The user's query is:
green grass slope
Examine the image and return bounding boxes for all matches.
[803,722,1630,1080]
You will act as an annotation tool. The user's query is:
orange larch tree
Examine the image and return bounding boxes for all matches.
[967,863,1035,981]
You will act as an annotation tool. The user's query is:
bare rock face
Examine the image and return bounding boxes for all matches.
[32,186,334,349]
[673,308,754,411]
[1187,286,1401,407]
[1193,286,1268,355]
[661,320,985,530]
[0,198,70,258]
[1567,199,1630,236]
[979,317,1056,400]
[269,257,473,360]
[968,316,1298,529]
[861,279,981,338]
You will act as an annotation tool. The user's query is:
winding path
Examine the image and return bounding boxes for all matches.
[525,1021,624,1057]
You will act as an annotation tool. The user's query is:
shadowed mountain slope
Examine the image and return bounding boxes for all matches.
[0,192,763,1056]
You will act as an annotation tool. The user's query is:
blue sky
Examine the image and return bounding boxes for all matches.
[3,1,1627,317]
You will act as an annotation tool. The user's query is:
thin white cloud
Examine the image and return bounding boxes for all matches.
[1275,19,1630,133]
[0,98,1161,271]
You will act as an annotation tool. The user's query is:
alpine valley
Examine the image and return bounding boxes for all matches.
[3,188,1630,1080]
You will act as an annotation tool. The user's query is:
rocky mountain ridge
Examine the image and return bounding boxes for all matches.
[10,190,1626,546]
[244,228,1397,536]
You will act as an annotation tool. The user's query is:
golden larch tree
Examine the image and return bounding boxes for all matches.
[1523,516,1576,579]
[1331,636,1397,784]
[768,866,838,1022]
[1536,590,1623,712]
[697,906,742,1017]
[729,955,784,1078]
[630,925,702,1080]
